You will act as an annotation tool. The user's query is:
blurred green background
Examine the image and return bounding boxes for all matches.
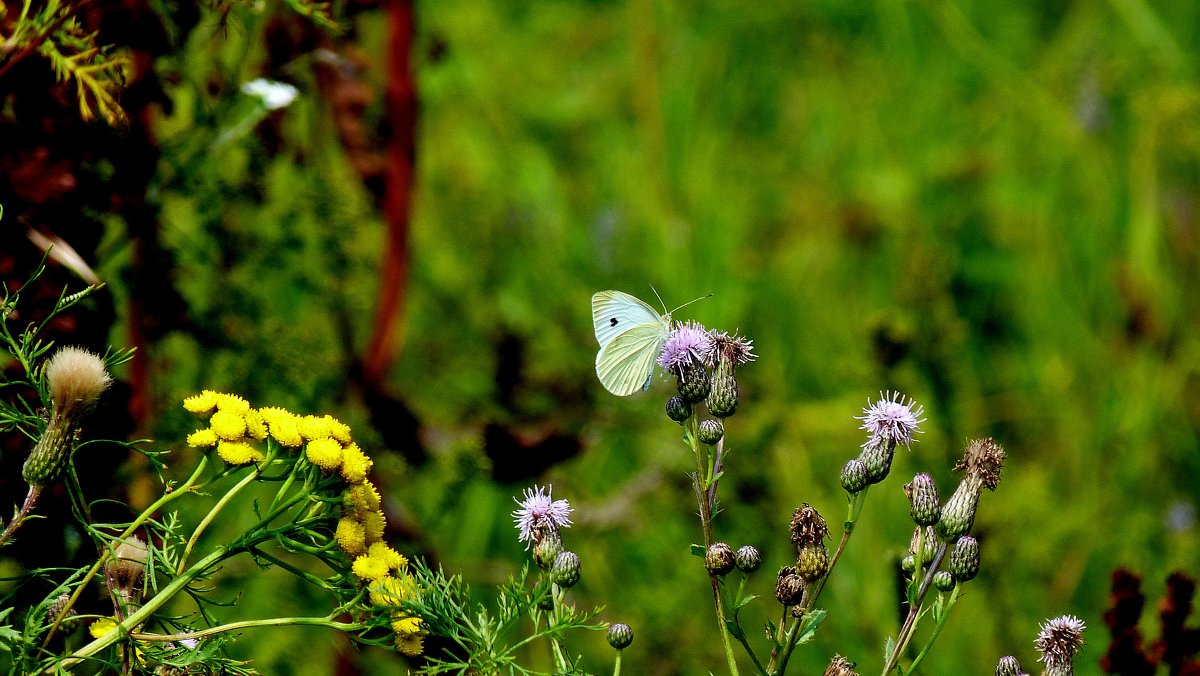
[10,0,1200,673]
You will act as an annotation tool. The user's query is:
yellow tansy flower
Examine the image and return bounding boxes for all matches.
[368,575,410,607]
[343,482,382,519]
[260,407,302,448]
[352,554,390,582]
[298,415,331,441]
[89,617,118,638]
[305,437,343,471]
[213,392,250,413]
[392,615,422,635]
[243,409,268,441]
[395,631,424,656]
[335,517,367,556]
[209,409,247,441]
[362,509,386,542]
[186,428,218,448]
[325,415,353,444]
[367,542,407,571]
[217,441,264,466]
[340,443,373,484]
[182,391,218,414]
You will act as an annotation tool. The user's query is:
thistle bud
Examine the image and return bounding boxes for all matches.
[908,526,938,562]
[840,459,868,494]
[823,655,859,676]
[796,543,829,582]
[774,566,805,606]
[900,554,918,574]
[697,419,724,445]
[734,545,761,573]
[606,623,633,650]
[678,362,711,403]
[1034,615,1086,676]
[665,396,692,423]
[789,503,829,547]
[551,551,581,588]
[995,655,1027,676]
[948,535,980,582]
[933,571,955,592]
[46,593,77,628]
[23,347,113,488]
[705,542,735,576]
[105,536,150,610]
[858,436,895,485]
[936,475,982,541]
[705,361,738,418]
[905,473,941,526]
[533,529,563,570]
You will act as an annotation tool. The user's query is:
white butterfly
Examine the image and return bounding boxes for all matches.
[591,290,673,396]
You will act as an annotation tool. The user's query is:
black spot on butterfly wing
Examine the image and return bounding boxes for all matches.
[609,317,618,327]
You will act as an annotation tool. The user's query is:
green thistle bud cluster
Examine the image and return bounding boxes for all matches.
[533,529,563,570]
[706,360,738,418]
[858,436,895,485]
[905,473,941,526]
[705,542,736,576]
[734,545,761,573]
[22,347,112,488]
[606,623,634,650]
[948,536,980,582]
[933,570,955,592]
[551,551,581,588]
[658,324,756,424]
[679,362,711,403]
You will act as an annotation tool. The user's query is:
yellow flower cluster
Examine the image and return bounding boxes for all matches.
[182,390,426,656]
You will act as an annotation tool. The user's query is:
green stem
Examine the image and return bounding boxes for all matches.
[130,614,364,642]
[0,485,41,548]
[178,462,262,574]
[881,543,948,675]
[906,586,960,673]
[686,416,739,676]
[42,457,210,648]
[807,487,868,607]
[613,650,622,676]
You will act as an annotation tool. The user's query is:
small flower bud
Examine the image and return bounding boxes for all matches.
[840,459,868,493]
[46,593,77,628]
[606,623,634,650]
[859,436,895,484]
[665,396,692,423]
[933,571,955,592]
[823,654,860,676]
[105,536,150,609]
[551,551,581,588]
[533,529,563,570]
[948,535,980,582]
[796,543,829,581]
[705,542,736,576]
[905,473,941,526]
[901,554,918,574]
[697,419,724,445]
[908,526,938,562]
[678,362,711,403]
[995,655,1026,676]
[774,567,805,606]
[734,545,761,573]
[705,362,738,418]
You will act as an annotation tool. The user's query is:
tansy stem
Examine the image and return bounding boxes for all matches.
[42,457,210,648]
[178,462,263,574]
[130,614,365,642]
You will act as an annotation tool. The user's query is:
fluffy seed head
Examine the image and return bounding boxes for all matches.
[1035,615,1086,672]
[45,347,112,417]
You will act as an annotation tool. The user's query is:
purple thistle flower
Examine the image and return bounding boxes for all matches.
[657,321,709,372]
[703,330,757,368]
[857,391,925,448]
[1034,615,1086,670]
[512,485,573,549]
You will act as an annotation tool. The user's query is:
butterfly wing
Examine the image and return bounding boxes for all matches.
[595,322,669,396]
[592,290,666,348]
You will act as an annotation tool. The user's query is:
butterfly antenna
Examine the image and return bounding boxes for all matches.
[648,284,669,315]
[669,293,714,316]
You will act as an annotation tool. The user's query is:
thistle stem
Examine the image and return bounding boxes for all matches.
[0,485,41,548]
[882,543,948,674]
[906,585,961,673]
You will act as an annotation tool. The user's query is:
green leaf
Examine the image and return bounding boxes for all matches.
[732,593,758,612]
[724,619,744,641]
[794,608,826,644]
[689,543,706,557]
